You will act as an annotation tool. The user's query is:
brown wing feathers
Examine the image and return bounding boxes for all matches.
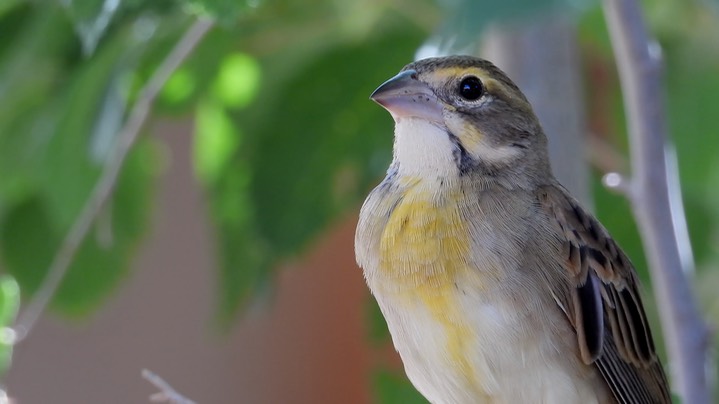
[539,185,671,404]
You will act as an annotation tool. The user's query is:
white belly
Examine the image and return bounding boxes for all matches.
[372,275,606,404]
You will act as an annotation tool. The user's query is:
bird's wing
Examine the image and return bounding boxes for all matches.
[538,184,671,404]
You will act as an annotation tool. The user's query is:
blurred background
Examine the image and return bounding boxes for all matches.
[0,0,718,403]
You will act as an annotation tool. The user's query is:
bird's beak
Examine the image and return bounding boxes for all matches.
[370,70,444,123]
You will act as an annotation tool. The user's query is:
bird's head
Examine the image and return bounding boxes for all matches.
[372,56,551,187]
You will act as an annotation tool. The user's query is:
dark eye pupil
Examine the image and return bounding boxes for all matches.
[459,76,483,100]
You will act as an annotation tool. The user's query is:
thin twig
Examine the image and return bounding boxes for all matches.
[142,369,197,404]
[142,369,196,404]
[13,18,215,342]
[602,1,711,403]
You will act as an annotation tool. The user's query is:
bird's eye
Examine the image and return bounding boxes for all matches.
[458,76,484,101]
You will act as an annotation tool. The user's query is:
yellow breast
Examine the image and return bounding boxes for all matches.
[378,184,471,288]
[377,181,483,394]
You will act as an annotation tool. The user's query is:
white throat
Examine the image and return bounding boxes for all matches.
[393,118,459,178]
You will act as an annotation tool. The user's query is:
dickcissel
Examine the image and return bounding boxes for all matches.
[355,56,670,404]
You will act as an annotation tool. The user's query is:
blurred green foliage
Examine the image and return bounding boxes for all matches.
[374,369,428,404]
[0,0,717,398]
[0,276,19,377]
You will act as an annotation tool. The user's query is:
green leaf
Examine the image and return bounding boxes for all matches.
[0,276,20,327]
[0,6,77,208]
[211,52,261,109]
[193,99,240,185]
[0,199,57,293]
[373,369,428,404]
[161,67,197,105]
[0,275,19,376]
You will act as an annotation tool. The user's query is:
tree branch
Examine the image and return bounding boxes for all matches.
[13,18,215,342]
[602,1,711,402]
[142,369,196,404]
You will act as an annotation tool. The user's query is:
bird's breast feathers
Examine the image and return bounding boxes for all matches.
[356,180,608,404]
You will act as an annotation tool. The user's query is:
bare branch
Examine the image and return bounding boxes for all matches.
[142,369,196,404]
[602,1,711,402]
[13,18,215,342]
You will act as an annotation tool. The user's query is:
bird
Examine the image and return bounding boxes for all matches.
[354,55,671,404]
